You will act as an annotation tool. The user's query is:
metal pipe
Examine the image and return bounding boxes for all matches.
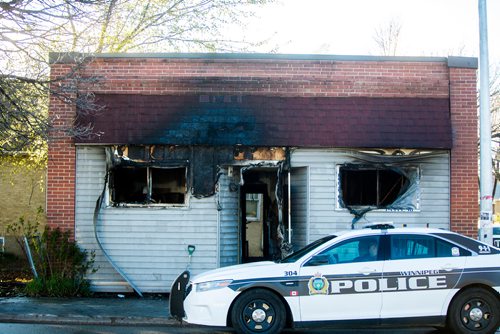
[23,236,38,278]
[479,0,493,244]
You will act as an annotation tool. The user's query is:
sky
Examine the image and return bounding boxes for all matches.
[234,0,500,65]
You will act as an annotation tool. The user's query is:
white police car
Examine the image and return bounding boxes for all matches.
[493,225,500,248]
[170,227,500,334]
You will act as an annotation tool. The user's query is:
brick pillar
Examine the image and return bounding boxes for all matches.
[46,64,77,235]
[449,67,478,237]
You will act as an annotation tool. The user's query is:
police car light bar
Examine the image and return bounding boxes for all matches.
[363,222,395,230]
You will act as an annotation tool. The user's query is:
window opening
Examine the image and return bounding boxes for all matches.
[390,235,469,260]
[305,236,381,266]
[110,166,186,205]
[340,167,408,207]
[151,168,186,204]
[111,167,147,203]
[338,164,420,211]
[245,193,262,222]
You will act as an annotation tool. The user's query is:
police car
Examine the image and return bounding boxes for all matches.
[170,227,500,334]
[494,225,500,248]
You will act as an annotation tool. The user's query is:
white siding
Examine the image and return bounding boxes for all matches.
[218,170,240,267]
[75,146,219,293]
[291,167,309,248]
[291,149,450,243]
[76,147,451,293]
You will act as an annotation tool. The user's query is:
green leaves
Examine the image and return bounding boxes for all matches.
[7,214,97,297]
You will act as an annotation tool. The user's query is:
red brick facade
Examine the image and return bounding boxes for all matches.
[449,67,480,236]
[48,63,77,232]
[48,54,478,236]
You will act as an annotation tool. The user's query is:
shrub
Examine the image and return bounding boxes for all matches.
[7,210,97,297]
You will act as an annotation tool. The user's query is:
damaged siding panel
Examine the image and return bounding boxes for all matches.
[76,146,219,293]
[218,171,239,267]
[291,149,450,242]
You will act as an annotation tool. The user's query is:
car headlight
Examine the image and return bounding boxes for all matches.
[196,279,233,292]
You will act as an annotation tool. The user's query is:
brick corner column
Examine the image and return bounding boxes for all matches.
[449,66,479,237]
[47,63,77,236]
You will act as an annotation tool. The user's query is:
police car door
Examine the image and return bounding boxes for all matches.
[299,235,384,323]
[380,233,467,321]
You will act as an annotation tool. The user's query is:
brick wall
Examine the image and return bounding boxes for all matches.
[78,57,449,97]
[48,55,478,236]
[449,67,479,236]
[47,64,77,232]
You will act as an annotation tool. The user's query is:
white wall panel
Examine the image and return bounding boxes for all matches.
[291,149,450,243]
[76,147,451,292]
[217,171,240,267]
[290,167,309,248]
[76,146,219,293]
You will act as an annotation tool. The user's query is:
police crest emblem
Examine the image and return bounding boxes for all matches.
[308,272,329,295]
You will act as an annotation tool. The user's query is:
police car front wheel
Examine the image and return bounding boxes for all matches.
[230,288,286,334]
[447,287,500,334]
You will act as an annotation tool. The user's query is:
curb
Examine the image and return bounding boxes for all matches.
[0,314,180,326]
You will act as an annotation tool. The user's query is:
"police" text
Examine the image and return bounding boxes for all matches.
[330,276,447,294]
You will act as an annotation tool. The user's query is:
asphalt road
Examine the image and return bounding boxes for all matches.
[0,323,445,334]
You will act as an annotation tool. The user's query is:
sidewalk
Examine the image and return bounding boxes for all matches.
[1,296,499,333]
[0,295,179,326]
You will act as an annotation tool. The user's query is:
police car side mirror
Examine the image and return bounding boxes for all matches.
[305,254,330,266]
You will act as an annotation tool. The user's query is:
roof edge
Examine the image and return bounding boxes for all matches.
[49,52,474,67]
[448,56,478,69]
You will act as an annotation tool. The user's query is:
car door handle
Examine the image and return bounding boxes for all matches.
[441,264,458,272]
[359,267,377,275]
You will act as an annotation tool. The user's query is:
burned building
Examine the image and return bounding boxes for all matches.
[47,53,478,293]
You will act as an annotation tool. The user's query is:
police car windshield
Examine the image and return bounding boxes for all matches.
[278,235,336,263]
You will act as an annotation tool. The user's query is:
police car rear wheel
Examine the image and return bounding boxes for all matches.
[231,289,286,334]
[447,288,500,334]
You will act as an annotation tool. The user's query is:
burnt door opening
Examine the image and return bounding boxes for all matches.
[240,169,288,263]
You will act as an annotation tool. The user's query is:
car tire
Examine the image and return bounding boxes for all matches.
[447,287,500,334]
[231,288,286,334]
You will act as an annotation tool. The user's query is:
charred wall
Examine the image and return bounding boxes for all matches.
[108,145,287,198]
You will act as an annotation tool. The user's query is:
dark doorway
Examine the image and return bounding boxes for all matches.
[240,169,286,263]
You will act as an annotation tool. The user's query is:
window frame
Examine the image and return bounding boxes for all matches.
[335,164,421,212]
[245,193,263,222]
[107,165,189,207]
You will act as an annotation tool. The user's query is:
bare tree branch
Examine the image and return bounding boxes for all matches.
[373,18,402,56]
[0,0,273,158]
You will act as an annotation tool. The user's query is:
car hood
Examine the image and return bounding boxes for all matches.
[190,261,289,283]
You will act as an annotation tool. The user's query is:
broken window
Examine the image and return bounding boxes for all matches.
[151,167,186,204]
[110,166,187,205]
[338,165,419,211]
